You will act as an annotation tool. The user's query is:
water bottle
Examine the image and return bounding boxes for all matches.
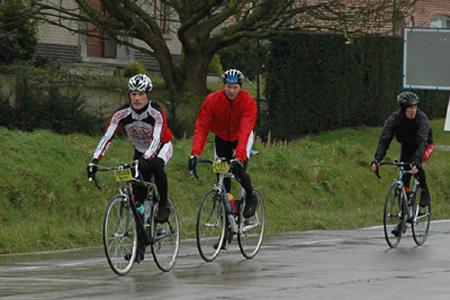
[227,193,237,214]
[406,191,414,206]
[143,198,151,223]
[225,193,237,233]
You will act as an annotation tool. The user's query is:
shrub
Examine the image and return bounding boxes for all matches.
[8,63,104,134]
[123,61,147,78]
[0,0,39,64]
[0,32,26,64]
[208,54,223,76]
[0,91,15,128]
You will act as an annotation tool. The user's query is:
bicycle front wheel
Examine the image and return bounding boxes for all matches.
[238,189,265,259]
[196,189,226,262]
[103,195,137,275]
[383,184,406,248]
[151,197,180,272]
[412,186,431,246]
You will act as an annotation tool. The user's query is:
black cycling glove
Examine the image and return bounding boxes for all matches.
[230,158,243,174]
[87,158,99,179]
[188,155,199,171]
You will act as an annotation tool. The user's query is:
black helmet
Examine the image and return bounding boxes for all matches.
[397,92,419,107]
[221,69,245,85]
[127,74,153,97]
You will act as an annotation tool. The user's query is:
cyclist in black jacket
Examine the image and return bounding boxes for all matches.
[371,92,434,213]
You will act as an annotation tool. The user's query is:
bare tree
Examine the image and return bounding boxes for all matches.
[33,0,416,96]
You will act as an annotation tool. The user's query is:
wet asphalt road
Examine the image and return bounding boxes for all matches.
[2,221,450,300]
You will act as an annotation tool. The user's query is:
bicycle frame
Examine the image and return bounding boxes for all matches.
[90,160,180,274]
[90,161,155,246]
[376,159,430,248]
[381,161,420,220]
[193,157,237,211]
[194,152,265,261]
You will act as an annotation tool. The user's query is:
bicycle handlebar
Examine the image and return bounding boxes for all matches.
[88,160,147,190]
[191,150,259,180]
[191,159,214,179]
[373,160,415,179]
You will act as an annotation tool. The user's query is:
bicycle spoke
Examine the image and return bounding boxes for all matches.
[412,185,431,246]
[151,198,180,272]
[383,184,405,248]
[238,189,265,259]
[197,190,226,262]
[103,196,136,275]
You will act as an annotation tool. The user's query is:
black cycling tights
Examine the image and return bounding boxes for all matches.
[133,151,168,206]
[214,136,254,198]
[401,147,429,191]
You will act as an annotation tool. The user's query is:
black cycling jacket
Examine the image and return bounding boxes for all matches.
[374,109,433,166]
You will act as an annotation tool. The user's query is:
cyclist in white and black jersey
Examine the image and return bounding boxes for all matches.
[87,74,174,228]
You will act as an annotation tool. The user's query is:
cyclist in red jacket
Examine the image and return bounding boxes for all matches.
[189,69,258,219]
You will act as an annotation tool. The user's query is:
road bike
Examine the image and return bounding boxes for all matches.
[88,160,180,275]
[375,160,431,248]
[192,151,265,262]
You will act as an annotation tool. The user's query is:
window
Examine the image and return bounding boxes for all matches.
[86,0,117,58]
[431,15,450,28]
[154,0,167,33]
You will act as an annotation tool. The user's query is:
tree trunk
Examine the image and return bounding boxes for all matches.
[181,50,211,95]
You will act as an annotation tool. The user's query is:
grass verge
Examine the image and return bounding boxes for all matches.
[0,119,449,253]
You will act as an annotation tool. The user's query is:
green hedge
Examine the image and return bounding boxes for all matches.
[264,32,449,140]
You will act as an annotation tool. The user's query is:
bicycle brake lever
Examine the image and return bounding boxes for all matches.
[375,168,381,179]
[192,166,200,180]
[92,174,102,190]
[234,173,241,183]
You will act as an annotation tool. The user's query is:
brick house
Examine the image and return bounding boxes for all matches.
[410,0,450,28]
[36,1,450,72]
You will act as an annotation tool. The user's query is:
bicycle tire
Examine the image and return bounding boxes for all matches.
[411,186,431,246]
[238,189,265,259]
[196,189,226,262]
[151,197,180,272]
[383,184,406,248]
[103,195,137,275]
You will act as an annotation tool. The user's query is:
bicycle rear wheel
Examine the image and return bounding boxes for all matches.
[238,189,265,259]
[151,197,180,272]
[103,195,137,275]
[412,186,431,246]
[196,189,226,262]
[383,184,406,248]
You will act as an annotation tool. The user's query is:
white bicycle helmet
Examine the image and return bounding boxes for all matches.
[127,74,153,97]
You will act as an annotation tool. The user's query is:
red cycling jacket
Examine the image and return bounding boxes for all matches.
[191,89,257,161]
